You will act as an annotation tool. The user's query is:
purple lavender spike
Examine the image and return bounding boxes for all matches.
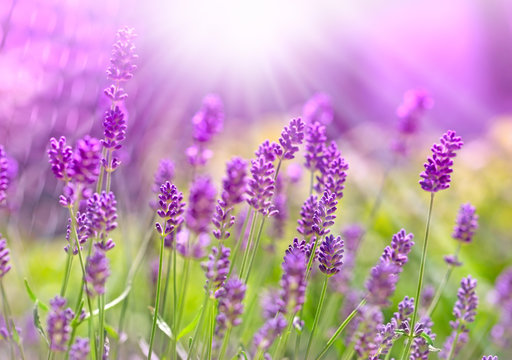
[318,234,344,275]
[304,121,327,172]
[279,247,307,314]
[70,136,101,185]
[312,190,337,236]
[47,296,74,351]
[315,141,348,199]
[246,156,277,217]
[419,130,464,192]
[155,181,186,246]
[253,313,287,353]
[297,195,318,237]
[353,305,383,358]
[201,245,231,292]
[0,235,11,278]
[102,106,126,151]
[255,140,281,163]
[85,249,110,297]
[64,213,90,255]
[192,94,224,143]
[87,191,117,250]
[70,338,90,360]
[302,93,334,125]
[410,316,436,360]
[215,277,246,339]
[47,137,73,181]
[481,356,498,360]
[105,27,138,84]
[278,118,305,160]
[452,203,478,243]
[186,176,216,235]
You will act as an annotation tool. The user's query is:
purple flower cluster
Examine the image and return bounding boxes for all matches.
[366,229,414,306]
[255,140,281,163]
[312,190,338,236]
[481,356,498,360]
[105,27,138,84]
[48,137,74,181]
[491,267,512,348]
[70,136,102,185]
[278,118,305,160]
[102,106,126,151]
[64,213,90,255]
[304,121,327,172]
[318,234,344,275]
[452,203,478,243]
[246,156,277,217]
[0,146,10,206]
[410,316,436,360]
[88,191,118,251]
[47,296,74,351]
[155,181,186,246]
[297,195,318,237]
[316,141,348,199]
[215,277,246,336]
[186,176,216,235]
[213,157,248,240]
[253,313,287,353]
[201,245,231,292]
[0,235,11,278]
[302,92,334,125]
[353,305,383,358]
[85,249,110,296]
[69,338,90,360]
[269,176,288,240]
[279,247,307,313]
[419,130,464,193]
[440,275,478,359]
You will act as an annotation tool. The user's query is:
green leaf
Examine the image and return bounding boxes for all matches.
[104,323,120,341]
[420,332,434,346]
[177,307,202,340]
[33,301,49,345]
[149,308,172,339]
[24,279,49,312]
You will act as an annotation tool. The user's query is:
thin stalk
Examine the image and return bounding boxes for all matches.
[228,208,252,278]
[0,280,15,359]
[305,235,323,280]
[400,193,435,360]
[98,294,106,360]
[305,276,329,359]
[447,329,462,360]
[176,256,191,334]
[105,150,113,193]
[243,216,266,283]
[206,298,216,360]
[188,289,210,359]
[238,211,258,279]
[218,325,232,359]
[147,233,166,359]
[171,246,178,360]
[315,298,366,360]
[273,311,296,360]
[96,148,107,193]
[160,249,173,354]
[60,249,74,297]
[113,295,128,360]
[426,243,461,318]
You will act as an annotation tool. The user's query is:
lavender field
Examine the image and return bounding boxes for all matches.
[1,1,512,359]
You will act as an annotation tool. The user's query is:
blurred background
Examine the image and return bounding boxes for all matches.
[1,0,512,358]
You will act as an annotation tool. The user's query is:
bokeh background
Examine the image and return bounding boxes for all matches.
[1,0,512,358]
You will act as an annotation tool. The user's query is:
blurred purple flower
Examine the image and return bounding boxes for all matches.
[152,159,175,194]
[419,130,463,193]
[64,213,90,255]
[85,249,110,297]
[452,203,478,243]
[318,234,344,275]
[286,163,303,183]
[47,296,74,352]
[70,338,90,360]
[304,121,327,172]
[411,316,436,360]
[279,247,307,314]
[353,305,382,358]
[443,254,462,267]
[87,191,117,251]
[330,224,364,293]
[312,190,337,236]
[481,356,498,360]
[215,277,246,339]
[201,245,231,292]
[47,137,73,182]
[302,92,334,125]
[0,235,11,278]
[269,175,288,240]
[421,285,435,309]
[246,156,277,217]
[0,146,9,207]
[186,176,216,235]
[192,94,224,143]
[253,313,287,353]
[186,144,213,167]
[297,195,317,237]
[316,141,348,199]
[260,289,281,320]
[106,27,138,84]
[491,267,512,348]
[176,230,210,259]
[70,136,102,185]
[278,118,305,160]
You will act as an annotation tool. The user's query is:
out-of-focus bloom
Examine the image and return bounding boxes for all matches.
[69,338,90,360]
[152,159,175,195]
[353,305,383,358]
[85,249,110,297]
[318,234,344,275]
[452,203,478,243]
[253,313,287,353]
[421,285,435,309]
[268,175,287,240]
[186,176,216,234]
[286,163,303,183]
[260,289,281,320]
[186,144,213,167]
[70,136,102,185]
[297,195,317,237]
[316,141,348,199]
[102,106,126,150]
[366,229,414,306]
[246,156,277,217]
[192,94,224,143]
[64,213,90,255]
[279,247,307,314]
[330,224,364,293]
[443,255,462,267]
[304,121,327,173]
[440,275,478,359]
[103,337,110,360]
[215,277,246,336]
[312,191,337,236]
[176,230,210,259]
[419,130,463,193]
[302,92,334,125]
[47,137,73,181]
[255,140,281,163]
[0,235,11,278]
[0,146,9,207]
[105,27,138,84]
[87,191,117,251]
[47,296,74,351]
[491,267,512,348]
[410,316,436,360]
[201,245,231,292]
[155,181,186,246]
[278,118,305,160]
[481,356,498,360]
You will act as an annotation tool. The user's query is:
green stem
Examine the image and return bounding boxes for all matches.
[218,325,232,359]
[244,216,266,283]
[426,243,461,318]
[188,290,210,359]
[228,208,252,278]
[305,276,329,359]
[305,235,323,280]
[273,311,296,360]
[401,193,435,360]
[176,256,191,334]
[147,233,166,359]
[0,280,15,359]
[160,249,173,354]
[315,298,366,360]
[206,298,216,360]
[447,329,461,360]
[238,211,257,280]
[60,249,74,297]
[171,246,178,360]
[98,294,106,360]
[96,148,107,193]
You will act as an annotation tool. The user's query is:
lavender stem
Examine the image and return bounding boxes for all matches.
[305,276,329,359]
[147,233,166,359]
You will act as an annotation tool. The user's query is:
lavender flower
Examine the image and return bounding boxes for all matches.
[102,106,126,150]
[318,234,344,275]
[491,267,512,348]
[47,137,73,181]
[64,213,90,255]
[297,195,318,237]
[443,255,462,267]
[0,235,11,278]
[85,249,110,297]
[440,275,478,359]
[330,224,364,293]
[269,175,288,240]
[255,140,281,163]
[411,316,436,360]
[105,27,138,84]
[87,191,117,250]
[304,121,327,172]
[421,285,435,309]
[381,229,415,267]
[481,356,498,360]
[452,203,478,243]
[302,92,334,125]
[192,94,224,143]
[69,338,90,360]
[186,176,216,234]
[279,247,307,314]
[70,136,102,185]
[176,230,210,259]
[152,159,175,194]
[201,245,231,291]
[155,181,186,245]
[316,141,348,199]
[286,163,303,183]
[0,146,10,206]
[215,277,246,337]
[312,190,337,236]
[47,296,74,351]
[246,156,277,217]
[253,313,287,353]
[419,130,464,192]
[353,305,383,358]
[278,118,305,160]
[261,289,281,320]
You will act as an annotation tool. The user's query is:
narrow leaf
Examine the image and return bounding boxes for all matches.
[24,279,49,311]
[177,306,203,340]
[33,300,49,345]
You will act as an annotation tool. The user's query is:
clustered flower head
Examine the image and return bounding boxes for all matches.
[155,181,186,245]
[366,229,414,306]
[69,338,90,360]
[419,130,464,192]
[0,146,9,206]
[312,190,338,236]
[452,203,478,243]
[64,213,90,255]
[201,245,231,292]
[85,249,110,297]
[102,106,126,152]
[246,156,277,217]
[70,136,102,185]
[47,137,74,181]
[278,118,305,160]
[316,141,348,199]
[491,267,512,348]
[88,191,118,251]
[297,195,318,237]
[253,313,287,354]
[302,92,334,125]
[410,316,436,360]
[318,234,344,275]
[279,247,307,313]
[215,277,246,337]
[304,121,327,172]
[105,27,138,85]
[186,176,217,235]
[47,296,74,351]
[0,235,11,278]
[440,275,478,359]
